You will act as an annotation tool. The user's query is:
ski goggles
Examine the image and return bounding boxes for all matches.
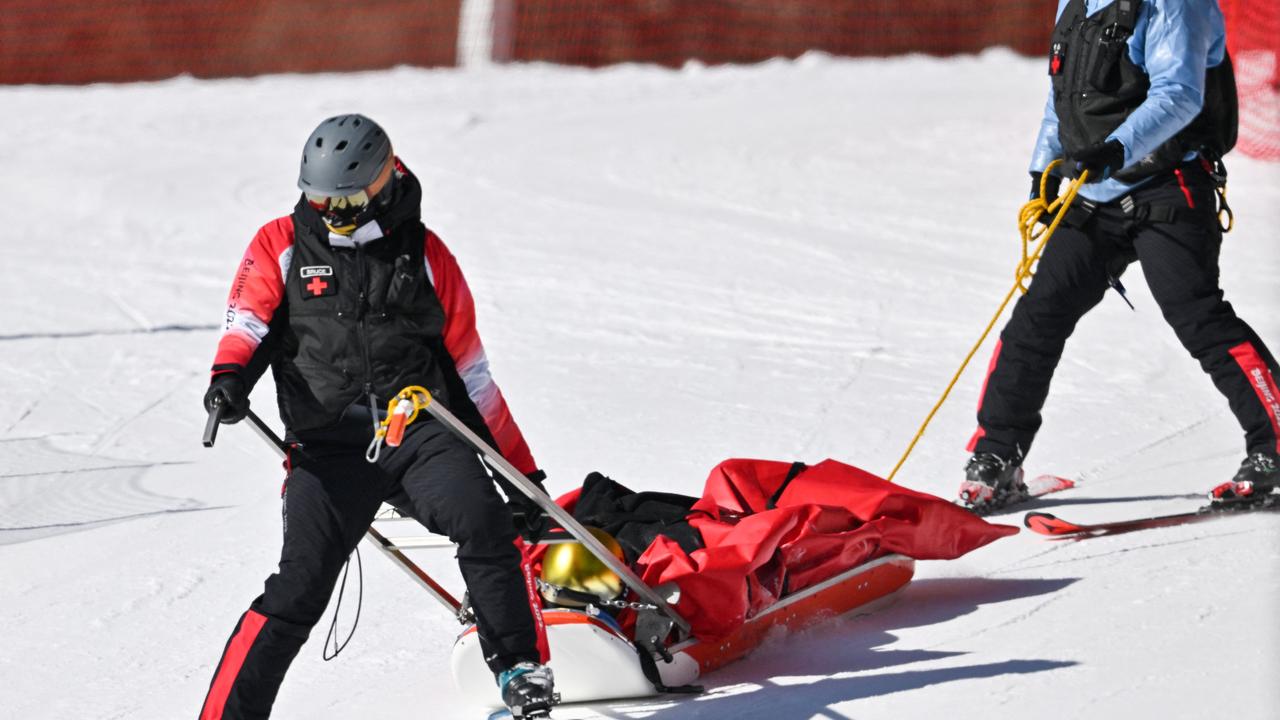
[305,155,400,235]
[306,189,374,234]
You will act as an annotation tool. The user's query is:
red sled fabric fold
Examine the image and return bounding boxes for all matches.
[630,458,1017,640]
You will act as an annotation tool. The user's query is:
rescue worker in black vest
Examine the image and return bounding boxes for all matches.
[197,115,556,719]
[960,0,1280,510]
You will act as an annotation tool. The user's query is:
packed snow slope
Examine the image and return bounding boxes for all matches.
[1,51,1277,720]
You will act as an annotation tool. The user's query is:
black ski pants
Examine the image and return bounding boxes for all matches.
[198,417,542,720]
[971,161,1280,462]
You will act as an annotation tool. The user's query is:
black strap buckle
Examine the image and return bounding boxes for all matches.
[1101,22,1127,41]
[1203,156,1228,187]
[1102,0,1140,41]
[1109,0,1139,36]
[1120,195,1187,227]
[1062,198,1098,228]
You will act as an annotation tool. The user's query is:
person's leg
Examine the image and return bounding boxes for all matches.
[1131,169,1280,460]
[969,222,1116,461]
[393,420,544,674]
[198,447,385,720]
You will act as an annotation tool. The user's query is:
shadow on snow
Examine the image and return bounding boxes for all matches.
[585,576,1080,719]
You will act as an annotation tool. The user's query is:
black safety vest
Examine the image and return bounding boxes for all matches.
[271,194,452,435]
[1049,0,1237,182]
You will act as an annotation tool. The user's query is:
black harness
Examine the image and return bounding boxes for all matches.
[1059,156,1232,235]
[1049,0,1237,184]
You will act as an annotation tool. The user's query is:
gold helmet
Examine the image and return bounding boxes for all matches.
[539,527,626,607]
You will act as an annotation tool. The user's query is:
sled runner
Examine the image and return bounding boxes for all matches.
[450,555,917,707]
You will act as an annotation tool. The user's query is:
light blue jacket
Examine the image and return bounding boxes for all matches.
[1030,0,1227,202]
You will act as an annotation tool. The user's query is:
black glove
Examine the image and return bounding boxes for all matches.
[508,469,550,542]
[1029,171,1062,225]
[510,502,549,542]
[204,372,249,424]
[1029,171,1061,203]
[1065,139,1125,183]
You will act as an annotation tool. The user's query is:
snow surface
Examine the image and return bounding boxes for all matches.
[1,50,1278,719]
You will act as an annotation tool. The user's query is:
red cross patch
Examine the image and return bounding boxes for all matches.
[300,265,336,299]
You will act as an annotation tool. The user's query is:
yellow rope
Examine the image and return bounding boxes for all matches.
[885,162,1088,483]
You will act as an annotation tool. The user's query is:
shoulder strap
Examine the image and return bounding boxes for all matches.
[1112,0,1141,34]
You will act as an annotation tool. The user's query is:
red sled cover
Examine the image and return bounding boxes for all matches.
[572,458,1018,641]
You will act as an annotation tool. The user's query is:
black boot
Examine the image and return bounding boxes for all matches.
[1209,452,1279,504]
[497,662,558,718]
[959,452,1028,513]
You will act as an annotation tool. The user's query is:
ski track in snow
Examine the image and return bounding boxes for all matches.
[1,51,1277,719]
[0,437,207,545]
[0,323,220,342]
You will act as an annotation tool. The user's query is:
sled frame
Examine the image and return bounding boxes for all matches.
[226,406,691,637]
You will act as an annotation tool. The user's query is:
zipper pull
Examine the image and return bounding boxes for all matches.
[364,384,380,431]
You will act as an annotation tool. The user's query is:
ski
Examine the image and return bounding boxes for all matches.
[965,474,1078,516]
[486,710,552,720]
[1024,494,1280,539]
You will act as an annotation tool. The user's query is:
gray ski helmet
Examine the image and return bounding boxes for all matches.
[298,114,392,196]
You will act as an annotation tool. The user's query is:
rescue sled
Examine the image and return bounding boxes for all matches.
[356,392,958,712]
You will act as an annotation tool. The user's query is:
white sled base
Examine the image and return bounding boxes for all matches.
[452,554,915,709]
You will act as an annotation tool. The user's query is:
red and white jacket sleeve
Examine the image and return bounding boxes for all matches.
[426,231,540,477]
[211,218,293,377]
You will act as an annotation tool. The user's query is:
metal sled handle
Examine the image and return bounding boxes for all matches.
[202,397,225,448]
[202,406,466,618]
[416,390,694,637]
[202,400,286,460]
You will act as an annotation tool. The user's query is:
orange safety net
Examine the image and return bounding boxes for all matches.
[502,0,1054,65]
[0,0,460,85]
[2,0,1274,161]
[1221,0,1280,160]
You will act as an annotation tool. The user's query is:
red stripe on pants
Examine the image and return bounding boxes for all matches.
[967,340,1004,452]
[1229,342,1280,454]
[515,538,550,663]
[199,609,268,720]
